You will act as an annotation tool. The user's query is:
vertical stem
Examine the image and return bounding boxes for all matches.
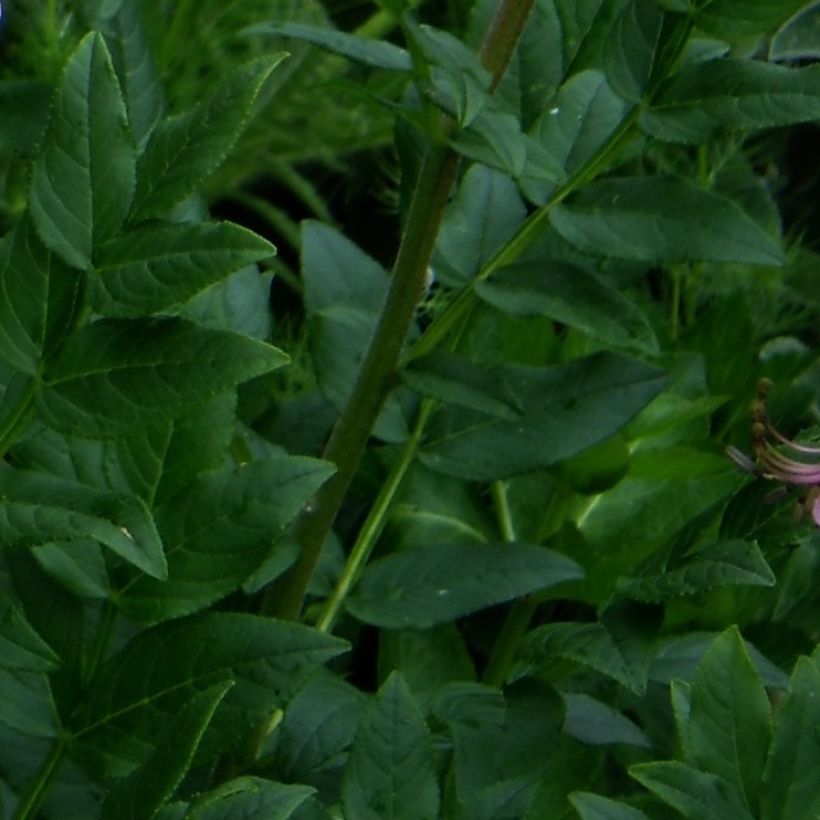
[315,399,435,633]
[482,597,538,687]
[479,0,535,90]
[482,480,534,687]
[263,142,461,621]
[263,0,538,620]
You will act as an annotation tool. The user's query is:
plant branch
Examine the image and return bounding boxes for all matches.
[262,0,537,620]
[315,398,435,633]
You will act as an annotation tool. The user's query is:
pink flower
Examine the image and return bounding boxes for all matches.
[727,379,820,527]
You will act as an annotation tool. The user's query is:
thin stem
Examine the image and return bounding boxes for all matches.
[316,399,435,633]
[482,597,537,687]
[481,479,533,687]
[262,0,536,621]
[13,737,67,820]
[490,481,516,542]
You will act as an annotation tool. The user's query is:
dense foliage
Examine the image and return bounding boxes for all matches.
[0,0,819,818]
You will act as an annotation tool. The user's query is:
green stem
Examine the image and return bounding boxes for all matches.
[490,481,516,542]
[13,737,67,820]
[482,597,537,688]
[482,480,535,687]
[262,139,460,621]
[315,399,435,633]
[262,0,537,621]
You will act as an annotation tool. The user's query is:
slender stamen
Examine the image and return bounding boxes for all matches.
[728,378,820,526]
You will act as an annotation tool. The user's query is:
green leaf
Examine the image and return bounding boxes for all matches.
[190,777,315,820]
[245,22,412,70]
[573,448,741,602]
[550,176,785,266]
[0,469,167,579]
[302,223,410,442]
[347,542,582,629]
[616,540,775,602]
[760,657,820,820]
[603,0,664,102]
[5,547,86,709]
[343,672,439,820]
[0,669,60,738]
[408,22,491,126]
[517,622,646,695]
[402,353,523,420]
[523,70,627,204]
[642,61,820,143]
[75,0,126,25]
[687,627,771,813]
[378,624,476,710]
[130,55,286,221]
[569,792,651,820]
[12,394,235,508]
[101,681,232,820]
[302,221,387,314]
[650,632,789,690]
[0,596,60,673]
[178,265,273,340]
[275,676,366,789]
[630,761,754,819]
[30,33,135,271]
[433,164,526,286]
[38,318,288,435]
[476,261,657,353]
[119,456,334,623]
[106,0,166,149]
[0,215,80,376]
[33,540,110,599]
[437,680,564,819]
[77,614,348,777]
[562,692,650,748]
[452,101,564,182]
[90,221,275,317]
[692,0,809,40]
[770,3,820,61]
[420,352,666,481]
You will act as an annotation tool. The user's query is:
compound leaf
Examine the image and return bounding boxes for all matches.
[130,55,286,221]
[91,221,275,317]
[38,318,288,435]
[642,60,820,144]
[101,681,232,820]
[30,33,135,270]
[77,614,348,777]
[119,456,335,623]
